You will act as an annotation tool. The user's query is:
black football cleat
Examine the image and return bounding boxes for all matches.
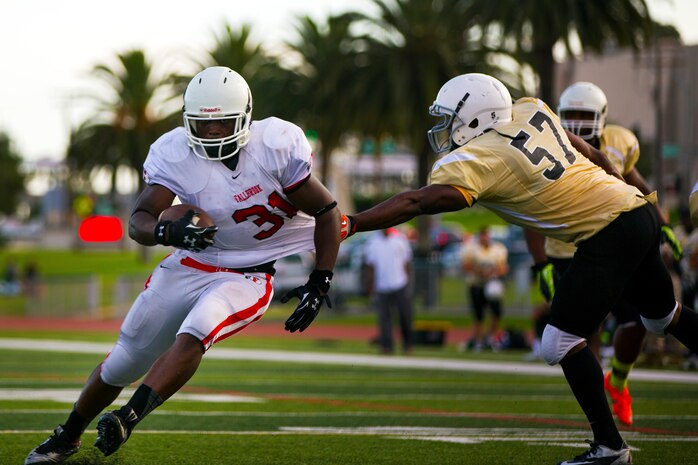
[24,425,80,464]
[94,405,138,456]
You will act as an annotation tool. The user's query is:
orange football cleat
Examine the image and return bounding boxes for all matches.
[604,371,633,426]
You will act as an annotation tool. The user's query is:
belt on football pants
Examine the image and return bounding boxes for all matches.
[180,256,276,276]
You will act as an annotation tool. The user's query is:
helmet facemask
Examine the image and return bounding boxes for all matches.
[184,112,250,160]
[427,104,463,154]
[559,108,605,141]
[183,66,253,162]
[558,82,608,141]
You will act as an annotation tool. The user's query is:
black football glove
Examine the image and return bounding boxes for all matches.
[660,225,683,261]
[531,262,557,302]
[154,209,218,252]
[281,269,333,333]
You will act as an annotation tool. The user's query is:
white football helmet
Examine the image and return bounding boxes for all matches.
[557,82,607,140]
[183,66,252,161]
[428,73,512,153]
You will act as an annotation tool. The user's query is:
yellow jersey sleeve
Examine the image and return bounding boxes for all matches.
[600,124,640,176]
[690,182,698,227]
[545,237,577,259]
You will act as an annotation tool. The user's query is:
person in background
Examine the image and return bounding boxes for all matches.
[2,258,20,296]
[363,227,414,355]
[461,226,509,351]
[690,181,698,228]
[22,260,40,299]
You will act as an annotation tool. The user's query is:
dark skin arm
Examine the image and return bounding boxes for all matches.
[524,228,548,265]
[128,184,177,246]
[624,168,669,224]
[286,175,341,272]
[565,130,624,181]
[353,184,470,233]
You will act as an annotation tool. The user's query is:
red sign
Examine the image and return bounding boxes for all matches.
[79,216,123,242]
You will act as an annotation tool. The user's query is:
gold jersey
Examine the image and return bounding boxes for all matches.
[430,97,648,245]
[545,124,641,258]
[690,181,698,228]
[461,241,508,285]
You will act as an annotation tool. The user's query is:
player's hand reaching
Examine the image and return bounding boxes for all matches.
[532,262,557,302]
[155,210,218,252]
[660,225,683,261]
[281,270,333,332]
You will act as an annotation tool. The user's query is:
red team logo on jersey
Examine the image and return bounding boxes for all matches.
[234,184,263,203]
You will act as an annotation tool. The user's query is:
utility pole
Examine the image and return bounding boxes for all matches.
[653,39,665,202]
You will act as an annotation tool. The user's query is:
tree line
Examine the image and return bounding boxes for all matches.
[0,0,677,250]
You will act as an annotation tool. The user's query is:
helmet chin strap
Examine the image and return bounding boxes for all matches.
[222,152,240,171]
[588,136,601,150]
[203,141,239,162]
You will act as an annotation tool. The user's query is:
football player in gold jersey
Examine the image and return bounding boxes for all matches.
[340,73,698,465]
[690,181,698,227]
[526,81,683,427]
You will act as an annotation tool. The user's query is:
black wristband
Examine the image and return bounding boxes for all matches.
[308,269,333,294]
[530,262,548,273]
[312,201,337,218]
[154,221,172,246]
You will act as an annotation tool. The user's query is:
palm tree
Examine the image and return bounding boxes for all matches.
[463,0,656,106]
[0,132,25,216]
[67,49,176,195]
[199,22,291,121]
[351,0,513,257]
[284,13,362,184]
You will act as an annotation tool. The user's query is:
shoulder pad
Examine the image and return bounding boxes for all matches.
[256,117,305,151]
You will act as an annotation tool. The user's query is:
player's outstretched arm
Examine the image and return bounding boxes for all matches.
[566,130,623,181]
[352,184,470,233]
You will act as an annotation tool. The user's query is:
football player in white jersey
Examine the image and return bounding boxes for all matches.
[340,73,698,465]
[25,66,341,464]
[526,81,683,427]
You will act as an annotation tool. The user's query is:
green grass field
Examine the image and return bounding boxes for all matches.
[1,326,697,465]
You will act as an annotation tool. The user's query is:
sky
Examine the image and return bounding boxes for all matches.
[1,0,696,163]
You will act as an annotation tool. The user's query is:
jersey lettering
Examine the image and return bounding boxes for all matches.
[232,191,300,240]
[510,111,577,180]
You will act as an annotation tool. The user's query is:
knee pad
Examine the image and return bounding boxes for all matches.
[100,342,153,387]
[641,303,678,335]
[541,325,585,366]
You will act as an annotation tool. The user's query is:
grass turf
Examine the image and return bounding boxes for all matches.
[1,330,698,464]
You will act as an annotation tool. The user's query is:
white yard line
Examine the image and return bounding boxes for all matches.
[0,388,262,403]
[3,426,698,447]
[2,337,698,383]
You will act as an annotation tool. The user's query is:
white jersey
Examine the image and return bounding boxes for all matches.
[142,117,317,268]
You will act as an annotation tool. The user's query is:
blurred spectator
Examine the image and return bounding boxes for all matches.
[461,226,509,352]
[364,228,414,355]
[23,260,40,299]
[1,258,20,296]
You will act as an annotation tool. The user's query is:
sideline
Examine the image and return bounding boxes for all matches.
[2,337,698,383]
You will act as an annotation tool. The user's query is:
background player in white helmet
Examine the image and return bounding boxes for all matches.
[340,72,698,465]
[526,81,683,426]
[25,66,342,464]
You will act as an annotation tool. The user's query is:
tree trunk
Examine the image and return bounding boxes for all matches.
[533,41,557,106]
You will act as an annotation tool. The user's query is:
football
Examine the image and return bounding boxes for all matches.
[158,203,215,228]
